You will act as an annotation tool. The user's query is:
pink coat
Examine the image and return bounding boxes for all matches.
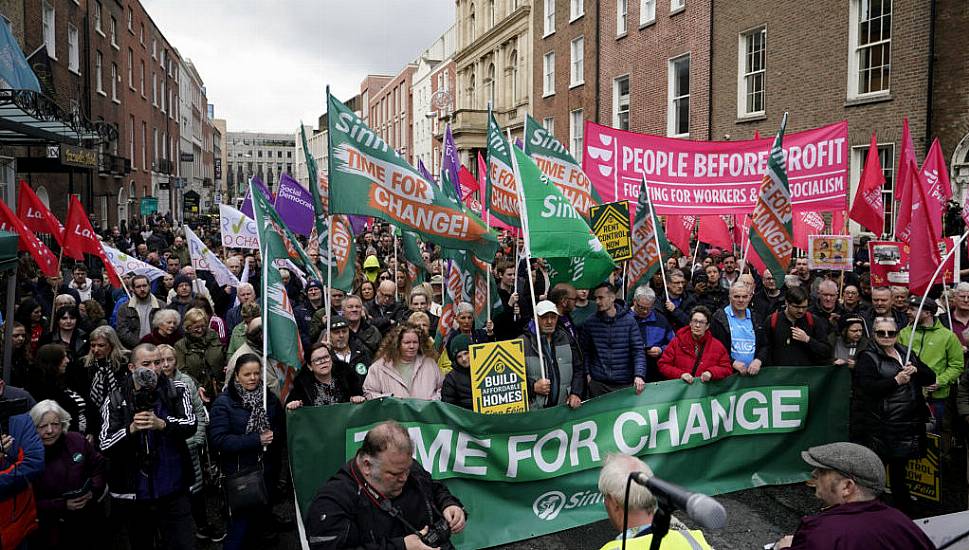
[363,355,443,401]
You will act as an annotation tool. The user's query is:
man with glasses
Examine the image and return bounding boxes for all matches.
[863,286,906,336]
[899,296,964,435]
[752,267,783,319]
[660,269,696,329]
[810,279,844,328]
[773,442,934,549]
[366,280,408,337]
[764,286,831,367]
[840,284,868,317]
[116,275,162,349]
[631,286,673,382]
[100,343,198,550]
[712,282,767,376]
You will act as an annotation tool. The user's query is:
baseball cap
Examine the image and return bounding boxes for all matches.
[907,295,938,315]
[305,280,324,293]
[535,300,559,317]
[329,315,349,330]
[430,274,444,286]
[800,442,885,492]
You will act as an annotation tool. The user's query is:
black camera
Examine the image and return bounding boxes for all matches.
[133,387,156,413]
[420,517,453,549]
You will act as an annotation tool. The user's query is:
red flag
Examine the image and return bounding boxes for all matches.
[753,130,761,140]
[793,211,825,250]
[17,180,64,246]
[61,196,122,287]
[920,138,952,233]
[665,215,696,255]
[0,199,59,277]
[458,164,480,195]
[907,159,943,295]
[849,132,886,236]
[894,118,917,241]
[831,210,848,234]
[697,215,733,251]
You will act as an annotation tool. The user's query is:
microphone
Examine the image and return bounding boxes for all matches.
[630,472,727,530]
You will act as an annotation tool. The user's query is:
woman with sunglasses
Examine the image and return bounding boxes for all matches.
[852,316,935,515]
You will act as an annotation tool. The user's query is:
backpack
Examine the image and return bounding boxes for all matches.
[770,311,814,332]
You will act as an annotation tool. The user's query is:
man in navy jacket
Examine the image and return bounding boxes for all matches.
[580,283,647,397]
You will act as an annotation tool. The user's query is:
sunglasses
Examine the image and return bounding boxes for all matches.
[874,330,897,338]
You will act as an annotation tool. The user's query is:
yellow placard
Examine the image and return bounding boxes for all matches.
[469,339,529,414]
[906,433,941,502]
[590,201,633,261]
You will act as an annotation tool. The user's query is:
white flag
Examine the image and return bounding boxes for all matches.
[184,225,240,288]
[102,244,166,281]
[218,204,260,250]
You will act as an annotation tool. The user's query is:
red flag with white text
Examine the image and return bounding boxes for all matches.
[920,138,952,239]
[849,132,885,236]
[665,215,696,255]
[793,211,826,250]
[894,119,919,242]
[61,196,122,287]
[0,199,59,277]
[17,180,64,246]
[907,159,943,295]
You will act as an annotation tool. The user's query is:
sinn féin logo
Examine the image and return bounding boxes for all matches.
[533,491,567,521]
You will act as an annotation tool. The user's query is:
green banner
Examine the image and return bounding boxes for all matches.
[289,367,848,548]
[523,114,602,219]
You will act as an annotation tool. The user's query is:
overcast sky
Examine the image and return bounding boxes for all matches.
[142,0,455,133]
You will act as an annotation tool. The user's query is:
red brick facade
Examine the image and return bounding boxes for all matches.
[367,66,417,164]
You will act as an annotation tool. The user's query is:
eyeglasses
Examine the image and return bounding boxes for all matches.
[690,319,708,326]
[310,356,330,365]
[788,303,809,310]
[874,330,898,338]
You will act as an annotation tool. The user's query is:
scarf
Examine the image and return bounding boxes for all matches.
[312,380,345,406]
[233,381,270,434]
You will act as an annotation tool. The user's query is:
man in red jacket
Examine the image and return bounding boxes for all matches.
[774,442,935,549]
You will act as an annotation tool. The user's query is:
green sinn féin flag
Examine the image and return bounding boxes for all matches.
[485,112,521,228]
[627,178,673,302]
[523,114,602,219]
[513,146,615,288]
[249,180,304,397]
[326,92,497,260]
[748,113,793,285]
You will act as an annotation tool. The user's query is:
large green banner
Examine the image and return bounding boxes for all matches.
[289,367,848,548]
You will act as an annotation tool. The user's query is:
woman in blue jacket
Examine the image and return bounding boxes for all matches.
[208,353,285,550]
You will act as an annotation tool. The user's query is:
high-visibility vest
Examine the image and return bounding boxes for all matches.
[598,529,713,550]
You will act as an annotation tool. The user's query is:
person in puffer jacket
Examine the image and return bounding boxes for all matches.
[441,334,473,410]
[658,306,733,383]
[579,283,647,397]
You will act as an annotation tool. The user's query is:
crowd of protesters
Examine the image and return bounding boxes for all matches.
[0,212,966,549]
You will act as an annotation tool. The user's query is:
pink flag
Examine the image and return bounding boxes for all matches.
[793,211,825,251]
[849,132,886,236]
[697,215,732,251]
[894,118,918,241]
[665,215,696,255]
[920,138,952,238]
[908,159,943,295]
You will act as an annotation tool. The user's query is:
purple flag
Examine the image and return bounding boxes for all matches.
[443,125,462,203]
[274,173,315,237]
[348,215,369,236]
[417,159,436,184]
[239,176,274,218]
[514,137,524,150]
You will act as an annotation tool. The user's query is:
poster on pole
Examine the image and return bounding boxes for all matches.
[807,235,852,270]
[589,201,633,261]
[470,339,529,414]
[869,240,910,286]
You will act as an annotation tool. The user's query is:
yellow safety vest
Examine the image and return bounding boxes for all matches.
[598,529,713,550]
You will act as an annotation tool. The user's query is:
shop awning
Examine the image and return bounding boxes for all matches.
[0,231,18,273]
[0,89,116,145]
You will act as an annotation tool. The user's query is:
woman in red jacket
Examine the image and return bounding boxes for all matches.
[658,305,733,383]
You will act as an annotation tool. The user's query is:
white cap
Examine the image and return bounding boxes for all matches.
[535,300,559,317]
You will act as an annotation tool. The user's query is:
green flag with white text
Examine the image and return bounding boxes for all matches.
[513,146,615,288]
[749,113,793,285]
[327,92,498,260]
[486,112,521,228]
[523,114,602,219]
[627,178,673,302]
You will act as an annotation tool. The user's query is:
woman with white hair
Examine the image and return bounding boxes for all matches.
[439,301,494,372]
[140,308,181,347]
[29,399,107,549]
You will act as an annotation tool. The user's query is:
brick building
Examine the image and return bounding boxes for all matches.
[596,0,712,140]
[428,58,456,172]
[366,65,417,164]
[531,0,599,157]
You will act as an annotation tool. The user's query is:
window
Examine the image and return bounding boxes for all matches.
[543,52,555,96]
[544,0,555,36]
[510,50,519,101]
[739,27,766,116]
[640,0,656,25]
[127,49,133,87]
[848,0,891,97]
[671,0,685,11]
[668,55,690,137]
[570,110,584,156]
[469,3,476,42]
[489,0,495,26]
[571,0,584,21]
[140,23,144,45]
[543,117,554,135]
[488,63,496,104]
[140,60,145,96]
[161,81,166,113]
[42,1,55,58]
[67,25,79,73]
[152,39,157,59]
[141,122,147,170]
[111,63,118,101]
[127,8,132,31]
[613,76,630,130]
[129,115,135,161]
[851,143,895,234]
[617,0,628,35]
[94,2,102,34]
[570,37,584,86]
[153,128,158,164]
[95,51,104,94]
[110,16,117,47]
[152,73,157,105]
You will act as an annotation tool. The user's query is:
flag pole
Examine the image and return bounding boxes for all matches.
[508,129,547,385]
[393,227,399,302]
[486,209,492,323]
[905,230,969,365]
[326,217,333,341]
[641,178,669,300]
[261,222,269,415]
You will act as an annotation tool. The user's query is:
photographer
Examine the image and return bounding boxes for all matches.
[305,420,466,550]
[99,343,198,549]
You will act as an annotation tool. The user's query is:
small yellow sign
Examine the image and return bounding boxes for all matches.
[590,201,632,261]
[470,339,529,414]
[906,433,941,502]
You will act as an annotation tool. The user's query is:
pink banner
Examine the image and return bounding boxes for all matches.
[583,120,849,215]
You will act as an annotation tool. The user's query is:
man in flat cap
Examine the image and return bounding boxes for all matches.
[774,442,935,549]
